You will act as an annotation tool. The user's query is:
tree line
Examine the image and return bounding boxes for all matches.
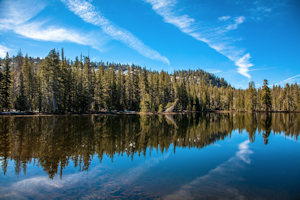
[0,49,299,113]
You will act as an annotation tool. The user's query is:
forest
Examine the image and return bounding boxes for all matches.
[0,49,299,113]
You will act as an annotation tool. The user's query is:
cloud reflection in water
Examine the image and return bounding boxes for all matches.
[0,153,169,199]
[163,140,253,200]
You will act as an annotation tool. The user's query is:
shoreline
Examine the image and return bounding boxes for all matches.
[0,110,299,117]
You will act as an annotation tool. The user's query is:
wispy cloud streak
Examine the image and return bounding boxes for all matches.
[218,16,231,21]
[0,0,47,27]
[249,67,277,71]
[0,153,169,199]
[62,0,170,65]
[205,69,222,74]
[250,0,272,20]
[226,16,246,31]
[144,0,254,78]
[0,44,11,58]
[0,0,107,53]
[13,22,105,49]
[284,74,300,82]
[273,73,300,86]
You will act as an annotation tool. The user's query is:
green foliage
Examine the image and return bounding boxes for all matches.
[158,104,164,112]
[0,49,299,113]
[16,71,26,111]
[140,93,150,112]
[245,81,257,111]
[261,79,272,111]
[1,53,11,110]
[0,63,2,111]
[165,102,173,109]
[151,103,156,112]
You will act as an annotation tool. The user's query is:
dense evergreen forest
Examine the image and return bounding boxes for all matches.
[0,49,299,113]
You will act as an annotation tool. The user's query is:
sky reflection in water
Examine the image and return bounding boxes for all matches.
[0,113,299,199]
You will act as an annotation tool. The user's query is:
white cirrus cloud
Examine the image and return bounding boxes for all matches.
[13,22,106,51]
[0,44,12,58]
[61,0,170,65]
[249,0,274,20]
[284,74,300,82]
[144,0,253,78]
[0,0,108,53]
[226,16,246,31]
[205,69,222,74]
[218,15,231,21]
[272,73,300,86]
[249,67,277,71]
[253,1,272,13]
[235,53,253,78]
[0,0,47,27]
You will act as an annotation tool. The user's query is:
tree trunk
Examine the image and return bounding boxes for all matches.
[164,99,179,113]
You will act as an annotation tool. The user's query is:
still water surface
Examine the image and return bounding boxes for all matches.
[0,113,299,199]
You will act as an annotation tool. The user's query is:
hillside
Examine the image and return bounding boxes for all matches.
[0,49,299,113]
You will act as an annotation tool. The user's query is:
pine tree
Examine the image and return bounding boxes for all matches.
[293,84,299,111]
[108,64,117,110]
[66,59,73,112]
[283,83,293,111]
[139,68,149,100]
[1,52,11,110]
[245,81,257,111]
[94,62,104,111]
[261,79,272,111]
[140,93,150,112]
[22,54,34,110]
[290,84,298,110]
[83,56,92,112]
[39,49,60,113]
[77,55,84,113]
[0,62,2,110]
[132,65,139,110]
[59,48,70,113]
[125,65,133,110]
[35,61,42,112]
[116,67,125,111]
[10,50,23,110]
[72,56,80,112]
[226,85,232,111]
[17,70,26,111]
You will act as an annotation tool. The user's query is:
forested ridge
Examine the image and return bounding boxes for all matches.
[0,49,299,113]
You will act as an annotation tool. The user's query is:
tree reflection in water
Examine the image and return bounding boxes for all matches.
[0,113,299,178]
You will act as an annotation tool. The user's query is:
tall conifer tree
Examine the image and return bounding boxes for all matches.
[261,79,272,111]
[1,53,11,110]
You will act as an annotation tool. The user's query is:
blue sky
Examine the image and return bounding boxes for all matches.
[0,0,299,88]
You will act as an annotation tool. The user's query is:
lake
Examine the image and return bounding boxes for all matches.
[0,113,299,199]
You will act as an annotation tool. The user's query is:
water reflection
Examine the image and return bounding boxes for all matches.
[0,113,299,178]
[164,140,253,200]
